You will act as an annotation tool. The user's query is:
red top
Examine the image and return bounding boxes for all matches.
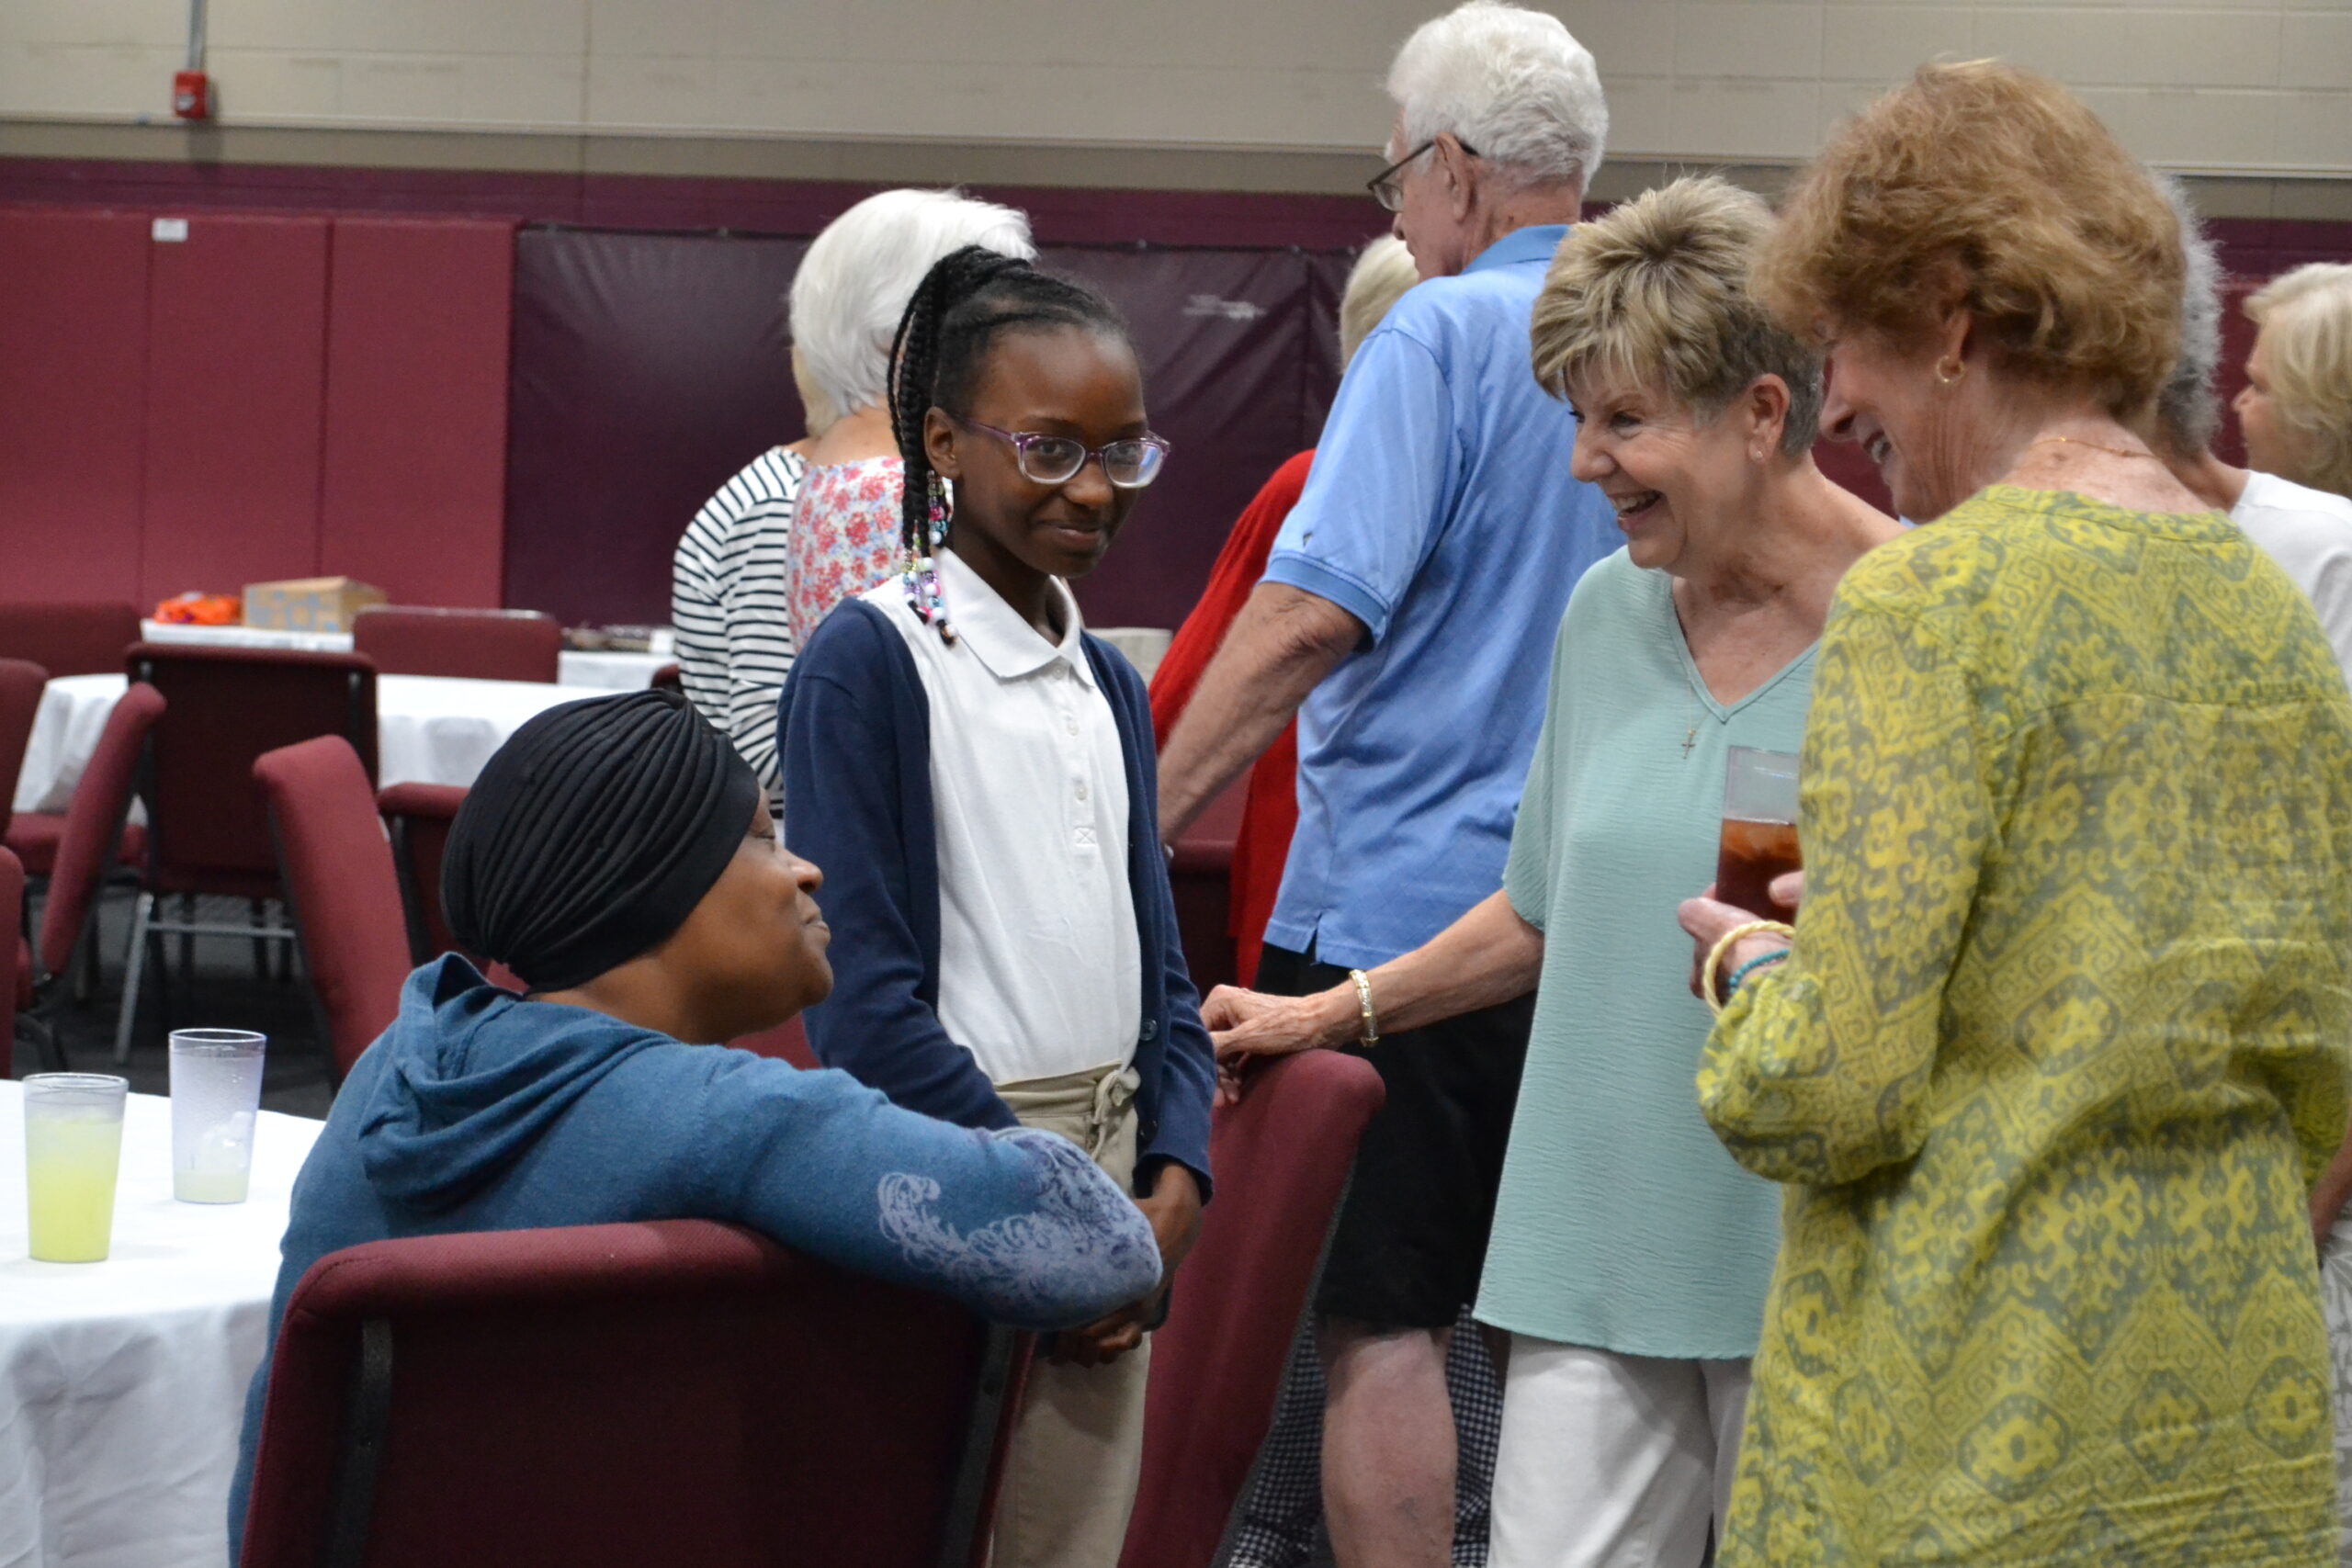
[1149,449,1315,987]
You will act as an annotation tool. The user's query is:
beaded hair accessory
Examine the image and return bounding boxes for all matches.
[900,471,956,644]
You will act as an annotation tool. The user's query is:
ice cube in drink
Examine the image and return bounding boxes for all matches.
[169,1031,266,1204]
[1716,817,1803,920]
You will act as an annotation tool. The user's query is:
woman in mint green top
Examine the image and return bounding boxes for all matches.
[1205,177,1899,1565]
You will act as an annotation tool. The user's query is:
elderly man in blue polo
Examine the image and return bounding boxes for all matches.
[1156,5,1617,1563]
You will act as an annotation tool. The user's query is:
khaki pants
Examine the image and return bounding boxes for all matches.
[992,1065,1151,1568]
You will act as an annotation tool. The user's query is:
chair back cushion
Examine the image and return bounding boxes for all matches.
[254,736,411,1082]
[353,608,560,683]
[1,847,21,1063]
[0,601,140,677]
[375,782,469,965]
[129,644,378,897]
[37,682,164,980]
[1117,1050,1385,1568]
[242,1220,1004,1568]
[0,658,49,844]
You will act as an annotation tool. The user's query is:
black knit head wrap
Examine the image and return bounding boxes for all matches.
[441,689,763,991]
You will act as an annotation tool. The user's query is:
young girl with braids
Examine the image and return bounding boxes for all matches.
[778,247,1214,1568]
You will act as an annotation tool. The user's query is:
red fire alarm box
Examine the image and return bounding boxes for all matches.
[173,70,211,119]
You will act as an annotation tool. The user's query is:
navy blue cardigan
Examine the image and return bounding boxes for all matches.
[778,597,1214,1200]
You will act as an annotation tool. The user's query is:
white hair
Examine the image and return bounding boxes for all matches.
[788,189,1035,418]
[2152,173,2225,456]
[1386,0,1607,191]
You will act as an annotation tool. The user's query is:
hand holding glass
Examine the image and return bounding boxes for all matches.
[1716,747,1803,921]
[24,1073,129,1262]
[170,1030,266,1203]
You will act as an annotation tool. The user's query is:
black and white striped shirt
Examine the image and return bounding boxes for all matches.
[672,446,807,806]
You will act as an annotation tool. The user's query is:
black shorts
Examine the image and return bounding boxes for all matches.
[1256,942,1533,1333]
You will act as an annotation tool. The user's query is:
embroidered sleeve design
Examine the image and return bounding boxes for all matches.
[876,1129,1159,1328]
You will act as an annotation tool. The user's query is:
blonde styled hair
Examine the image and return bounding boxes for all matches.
[1529,175,1823,457]
[1339,237,1420,367]
[1753,61,2183,417]
[2246,263,2352,496]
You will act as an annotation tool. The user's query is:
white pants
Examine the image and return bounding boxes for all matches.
[1488,1337,1750,1568]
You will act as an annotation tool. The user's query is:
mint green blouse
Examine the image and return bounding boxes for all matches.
[1477,548,1806,1359]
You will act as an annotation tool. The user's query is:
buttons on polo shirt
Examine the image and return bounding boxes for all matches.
[1076,781,1090,803]
[1066,715,1080,736]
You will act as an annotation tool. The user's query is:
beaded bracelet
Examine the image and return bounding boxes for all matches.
[1702,919,1796,1017]
[1724,948,1790,999]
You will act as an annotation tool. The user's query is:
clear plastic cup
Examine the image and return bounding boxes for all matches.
[23,1073,130,1262]
[1717,747,1804,920]
[168,1030,267,1204]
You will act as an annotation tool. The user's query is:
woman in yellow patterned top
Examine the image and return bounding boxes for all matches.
[1678,62,2352,1565]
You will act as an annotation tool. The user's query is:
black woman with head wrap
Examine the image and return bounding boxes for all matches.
[225,688,1161,1558]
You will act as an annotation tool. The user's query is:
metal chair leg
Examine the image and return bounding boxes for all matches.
[176,893,196,989]
[114,891,155,1064]
[252,897,270,978]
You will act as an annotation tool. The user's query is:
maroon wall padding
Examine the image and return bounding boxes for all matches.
[0,210,151,600]
[139,213,332,606]
[320,217,516,608]
[503,229,811,629]
[503,229,1364,630]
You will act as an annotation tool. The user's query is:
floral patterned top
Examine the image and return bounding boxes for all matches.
[1701,487,2352,1565]
[789,457,905,649]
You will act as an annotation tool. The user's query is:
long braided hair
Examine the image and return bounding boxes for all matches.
[886,245,1132,641]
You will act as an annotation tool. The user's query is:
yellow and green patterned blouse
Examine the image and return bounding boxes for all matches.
[1701,487,2352,1565]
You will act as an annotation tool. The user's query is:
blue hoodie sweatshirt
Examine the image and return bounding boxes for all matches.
[228,956,1161,1552]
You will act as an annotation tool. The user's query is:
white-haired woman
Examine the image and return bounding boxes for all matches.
[671,189,1031,801]
[2241,263,2352,503]
[1213,177,1897,1568]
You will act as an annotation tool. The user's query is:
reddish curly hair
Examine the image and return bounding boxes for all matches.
[1753,60,2184,416]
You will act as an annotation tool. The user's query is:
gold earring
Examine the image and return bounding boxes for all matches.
[1935,356,1966,386]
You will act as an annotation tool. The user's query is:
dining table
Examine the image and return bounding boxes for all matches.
[14,671,613,818]
[0,1078,324,1568]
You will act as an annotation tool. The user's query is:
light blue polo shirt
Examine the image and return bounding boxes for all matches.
[1261,223,1618,969]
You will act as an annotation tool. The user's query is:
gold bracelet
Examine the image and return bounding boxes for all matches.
[1349,968,1381,1047]
[1702,920,1795,1018]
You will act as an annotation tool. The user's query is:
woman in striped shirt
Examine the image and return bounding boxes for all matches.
[673,189,1034,801]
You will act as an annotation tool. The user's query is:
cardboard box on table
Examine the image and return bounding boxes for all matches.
[243,577,386,634]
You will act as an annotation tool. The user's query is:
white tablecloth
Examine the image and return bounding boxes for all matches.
[15,673,603,816]
[135,620,672,692]
[0,1080,324,1568]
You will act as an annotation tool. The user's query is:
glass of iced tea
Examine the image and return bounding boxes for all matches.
[1717,747,1802,920]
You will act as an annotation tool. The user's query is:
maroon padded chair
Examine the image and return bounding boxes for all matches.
[3,848,24,1076]
[120,644,378,1062]
[15,682,165,1075]
[0,658,48,849]
[1117,1050,1386,1568]
[255,737,413,1086]
[650,660,683,692]
[1,604,142,876]
[376,782,469,967]
[353,607,561,684]
[239,1219,1023,1568]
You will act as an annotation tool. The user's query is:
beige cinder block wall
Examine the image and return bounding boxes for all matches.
[2,0,2346,210]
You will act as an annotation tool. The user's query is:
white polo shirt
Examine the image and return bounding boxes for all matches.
[2233,470,2352,686]
[860,548,1141,1087]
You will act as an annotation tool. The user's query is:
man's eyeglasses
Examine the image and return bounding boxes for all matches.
[958,419,1171,490]
[1368,137,1480,212]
